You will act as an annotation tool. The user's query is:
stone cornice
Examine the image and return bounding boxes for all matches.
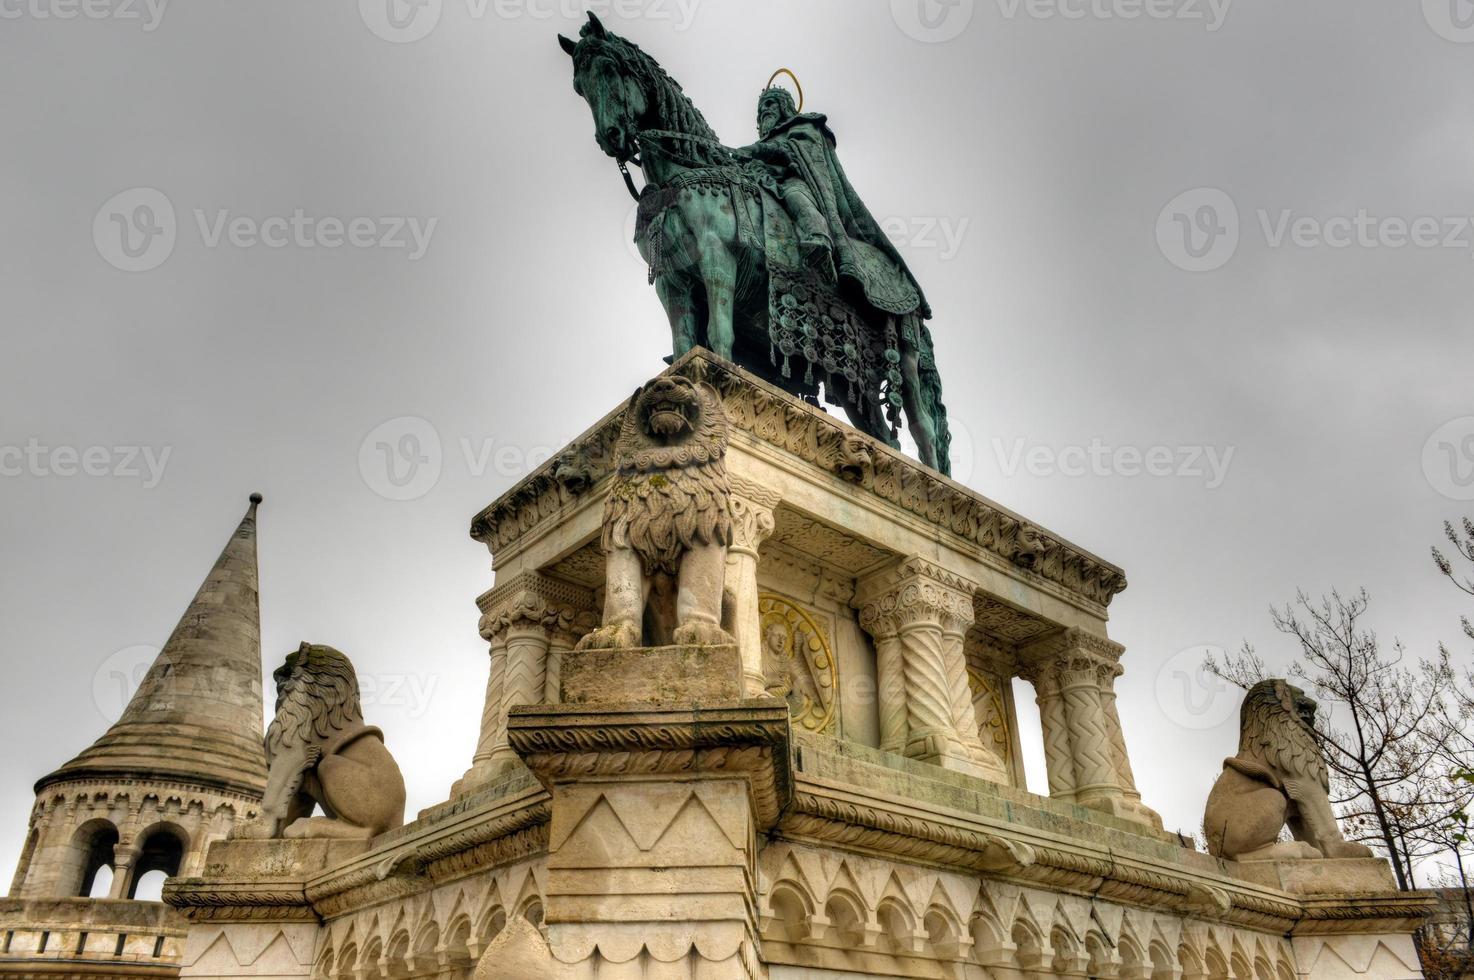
[469,350,1128,609]
[507,701,792,830]
[782,761,1430,936]
[166,781,553,924]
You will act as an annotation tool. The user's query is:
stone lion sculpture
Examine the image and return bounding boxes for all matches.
[1203,679,1373,862]
[578,374,735,650]
[236,643,406,841]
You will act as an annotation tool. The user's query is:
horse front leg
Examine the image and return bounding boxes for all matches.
[696,231,737,360]
[654,274,700,358]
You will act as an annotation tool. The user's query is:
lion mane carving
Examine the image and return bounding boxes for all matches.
[1203,679,1373,862]
[236,643,406,841]
[578,374,735,650]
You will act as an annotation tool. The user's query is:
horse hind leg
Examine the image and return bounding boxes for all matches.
[900,347,941,472]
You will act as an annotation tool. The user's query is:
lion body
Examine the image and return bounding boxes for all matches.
[1203,679,1372,861]
[241,644,407,841]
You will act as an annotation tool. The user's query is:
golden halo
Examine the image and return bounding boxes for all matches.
[765,67,804,113]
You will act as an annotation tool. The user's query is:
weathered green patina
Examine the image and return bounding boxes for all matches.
[559,13,952,475]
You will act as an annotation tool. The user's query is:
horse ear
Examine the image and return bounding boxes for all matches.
[558,33,577,56]
[585,10,607,35]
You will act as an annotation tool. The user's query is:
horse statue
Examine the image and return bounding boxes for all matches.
[559,13,954,475]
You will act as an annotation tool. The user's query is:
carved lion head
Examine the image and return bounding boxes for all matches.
[1237,678,1327,787]
[617,374,729,473]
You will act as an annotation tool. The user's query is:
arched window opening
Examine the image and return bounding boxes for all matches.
[86,865,115,899]
[126,826,187,901]
[74,823,120,898]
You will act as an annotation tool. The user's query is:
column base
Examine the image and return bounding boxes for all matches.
[905,731,1011,783]
[451,754,526,797]
[1076,790,1164,829]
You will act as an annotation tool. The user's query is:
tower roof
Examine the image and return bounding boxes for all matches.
[37,495,269,800]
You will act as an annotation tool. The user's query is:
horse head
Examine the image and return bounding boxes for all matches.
[560,13,648,163]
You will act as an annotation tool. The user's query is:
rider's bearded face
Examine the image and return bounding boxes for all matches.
[757,95,789,138]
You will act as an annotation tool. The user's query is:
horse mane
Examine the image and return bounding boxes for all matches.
[582,29,718,143]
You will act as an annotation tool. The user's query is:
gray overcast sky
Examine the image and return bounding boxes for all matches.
[2,0,1472,882]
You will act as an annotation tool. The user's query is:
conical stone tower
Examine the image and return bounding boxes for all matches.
[9,496,269,903]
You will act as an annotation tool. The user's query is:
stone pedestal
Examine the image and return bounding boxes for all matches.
[502,643,791,979]
[164,839,370,980]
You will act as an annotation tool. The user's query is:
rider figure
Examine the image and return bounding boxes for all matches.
[743,87,836,279]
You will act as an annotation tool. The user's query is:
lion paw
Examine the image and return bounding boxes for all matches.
[672,620,734,647]
[577,622,641,650]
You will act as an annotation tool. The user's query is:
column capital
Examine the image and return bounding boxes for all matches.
[727,475,779,555]
[1018,626,1123,677]
[855,557,977,636]
[477,572,596,642]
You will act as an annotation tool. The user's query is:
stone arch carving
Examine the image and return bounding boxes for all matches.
[764,880,817,943]
[823,888,869,946]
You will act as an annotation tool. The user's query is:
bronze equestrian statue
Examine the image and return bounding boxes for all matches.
[560,13,952,475]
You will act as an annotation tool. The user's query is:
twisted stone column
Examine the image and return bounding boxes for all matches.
[1023,663,1078,801]
[1020,628,1160,826]
[726,477,779,697]
[455,574,594,794]
[858,558,997,779]
[874,633,907,754]
[1056,655,1119,806]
